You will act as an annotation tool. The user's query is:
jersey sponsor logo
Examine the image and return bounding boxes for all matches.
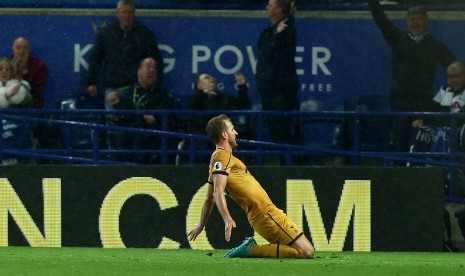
[213,161,223,171]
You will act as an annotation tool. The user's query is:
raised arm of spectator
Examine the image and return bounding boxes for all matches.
[367,0,400,44]
[231,73,250,109]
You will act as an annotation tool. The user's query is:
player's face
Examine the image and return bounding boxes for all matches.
[224,120,238,149]
[407,14,427,36]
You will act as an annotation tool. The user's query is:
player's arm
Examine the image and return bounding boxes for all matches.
[212,173,236,242]
[188,184,215,241]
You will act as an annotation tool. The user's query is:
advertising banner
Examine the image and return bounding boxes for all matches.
[0,12,464,109]
[0,165,444,251]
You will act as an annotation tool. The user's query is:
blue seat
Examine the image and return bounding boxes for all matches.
[61,97,101,149]
[300,94,345,148]
[355,95,391,150]
[1,118,33,149]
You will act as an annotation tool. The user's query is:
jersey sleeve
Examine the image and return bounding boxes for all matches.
[207,150,233,184]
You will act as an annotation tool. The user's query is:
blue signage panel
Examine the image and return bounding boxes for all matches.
[0,14,463,109]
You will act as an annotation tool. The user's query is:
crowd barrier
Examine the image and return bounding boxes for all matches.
[0,108,464,203]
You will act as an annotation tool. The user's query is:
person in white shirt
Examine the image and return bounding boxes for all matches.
[412,61,465,129]
[432,61,465,114]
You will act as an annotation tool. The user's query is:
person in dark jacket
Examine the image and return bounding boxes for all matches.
[106,57,173,163]
[256,0,298,145]
[368,0,456,153]
[10,37,48,109]
[86,0,163,109]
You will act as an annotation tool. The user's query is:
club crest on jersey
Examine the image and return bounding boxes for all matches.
[213,161,223,171]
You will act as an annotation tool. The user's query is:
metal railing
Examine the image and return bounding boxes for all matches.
[0,108,464,202]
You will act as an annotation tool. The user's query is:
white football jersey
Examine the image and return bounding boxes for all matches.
[433,86,465,113]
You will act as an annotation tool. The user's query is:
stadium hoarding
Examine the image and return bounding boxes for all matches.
[0,165,444,251]
[0,11,464,109]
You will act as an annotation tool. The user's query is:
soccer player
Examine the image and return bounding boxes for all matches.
[187,114,315,258]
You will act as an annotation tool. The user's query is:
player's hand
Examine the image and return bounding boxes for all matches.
[224,217,236,242]
[188,223,203,241]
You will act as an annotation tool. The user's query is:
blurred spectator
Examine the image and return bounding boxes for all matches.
[431,61,465,154]
[409,61,465,150]
[409,61,465,157]
[409,61,465,252]
[10,37,48,109]
[10,36,52,152]
[431,61,465,119]
[412,60,465,127]
[188,73,250,132]
[86,0,164,109]
[0,58,33,109]
[0,58,34,164]
[256,0,299,145]
[106,57,174,163]
[186,72,251,163]
[368,0,456,155]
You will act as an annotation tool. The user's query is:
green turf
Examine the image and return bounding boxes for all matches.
[0,247,464,275]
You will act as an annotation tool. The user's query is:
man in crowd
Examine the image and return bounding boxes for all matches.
[368,0,456,154]
[87,0,164,109]
[256,0,299,145]
[106,57,174,163]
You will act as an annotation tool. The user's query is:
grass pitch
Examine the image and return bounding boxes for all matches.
[0,247,464,275]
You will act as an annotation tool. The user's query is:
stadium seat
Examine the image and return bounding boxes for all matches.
[60,98,101,149]
[299,94,345,148]
[355,95,391,150]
